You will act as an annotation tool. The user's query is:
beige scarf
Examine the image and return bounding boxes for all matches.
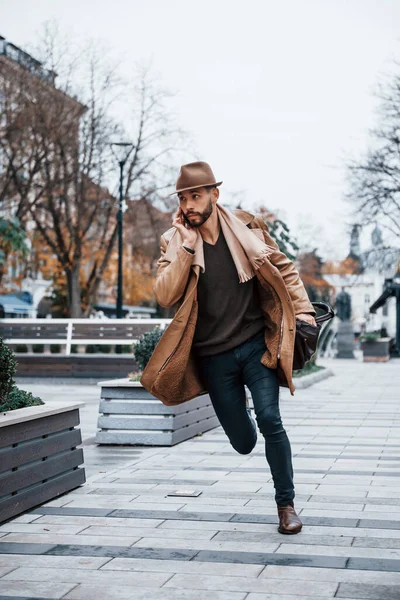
[164,203,274,282]
[216,203,273,282]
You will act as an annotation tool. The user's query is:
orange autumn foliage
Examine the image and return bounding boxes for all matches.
[323,256,361,275]
[102,248,156,307]
[30,230,156,313]
[296,250,334,302]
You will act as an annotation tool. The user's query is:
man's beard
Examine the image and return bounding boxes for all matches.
[181,198,213,228]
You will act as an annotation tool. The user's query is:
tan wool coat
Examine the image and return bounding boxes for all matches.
[141,208,316,406]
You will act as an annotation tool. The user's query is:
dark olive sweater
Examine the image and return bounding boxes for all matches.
[192,229,265,356]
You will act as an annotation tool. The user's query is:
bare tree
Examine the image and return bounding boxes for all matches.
[0,26,121,315]
[0,24,188,316]
[123,63,188,200]
[345,60,400,263]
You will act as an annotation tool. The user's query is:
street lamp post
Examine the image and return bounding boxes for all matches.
[116,158,125,320]
[110,143,134,350]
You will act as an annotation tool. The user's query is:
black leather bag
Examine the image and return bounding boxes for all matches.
[293,301,335,371]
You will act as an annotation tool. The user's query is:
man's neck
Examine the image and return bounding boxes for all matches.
[199,206,220,244]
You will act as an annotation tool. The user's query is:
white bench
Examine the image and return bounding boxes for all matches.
[0,318,171,355]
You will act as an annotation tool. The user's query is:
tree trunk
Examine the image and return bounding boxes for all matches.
[67,267,82,318]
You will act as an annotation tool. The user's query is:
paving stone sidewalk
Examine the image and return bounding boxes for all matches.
[1,358,400,599]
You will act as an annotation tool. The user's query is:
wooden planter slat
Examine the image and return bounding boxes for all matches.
[0,448,83,496]
[173,405,216,428]
[0,428,82,471]
[95,415,220,446]
[99,399,165,415]
[0,469,85,524]
[0,409,80,449]
[97,404,216,431]
[99,392,211,413]
[100,387,156,400]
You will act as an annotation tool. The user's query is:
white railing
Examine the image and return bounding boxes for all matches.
[0,318,171,355]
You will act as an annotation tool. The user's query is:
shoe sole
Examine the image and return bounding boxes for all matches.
[278,526,302,534]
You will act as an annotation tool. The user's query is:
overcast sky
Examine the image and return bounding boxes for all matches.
[1,0,399,259]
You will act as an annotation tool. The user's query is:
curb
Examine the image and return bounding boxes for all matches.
[293,367,335,389]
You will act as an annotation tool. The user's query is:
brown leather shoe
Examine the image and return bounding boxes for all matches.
[277,500,303,534]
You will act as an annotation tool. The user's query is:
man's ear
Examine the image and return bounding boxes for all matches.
[212,187,220,204]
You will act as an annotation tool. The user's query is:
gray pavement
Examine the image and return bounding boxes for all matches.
[1,357,400,599]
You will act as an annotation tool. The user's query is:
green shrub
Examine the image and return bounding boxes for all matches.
[71,345,79,353]
[133,327,164,372]
[120,344,132,354]
[50,344,61,353]
[32,344,45,353]
[0,335,44,412]
[85,344,118,353]
[0,336,17,403]
[15,344,28,353]
[85,344,97,353]
[359,331,381,342]
[0,386,44,413]
[99,345,112,353]
[128,371,142,381]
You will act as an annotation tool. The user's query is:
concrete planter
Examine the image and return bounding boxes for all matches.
[361,337,391,362]
[95,379,219,446]
[0,402,86,525]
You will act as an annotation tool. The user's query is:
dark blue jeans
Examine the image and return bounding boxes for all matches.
[196,329,294,506]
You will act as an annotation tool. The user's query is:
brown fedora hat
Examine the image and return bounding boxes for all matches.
[169,161,223,196]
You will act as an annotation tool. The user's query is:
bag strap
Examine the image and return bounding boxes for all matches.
[312,301,335,324]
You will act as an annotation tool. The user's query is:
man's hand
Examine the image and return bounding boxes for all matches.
[172,208,197,249]
[297,313,317,327]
